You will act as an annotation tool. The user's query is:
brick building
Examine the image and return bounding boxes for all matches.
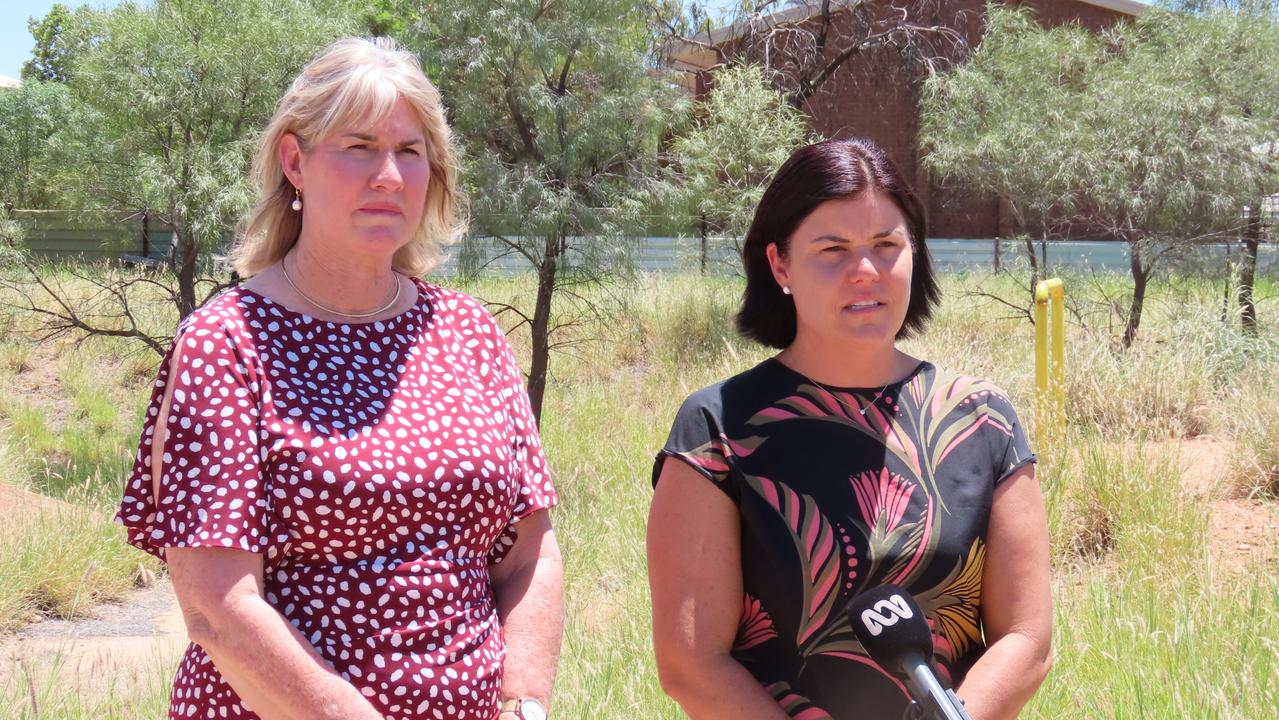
[669,0,1149,239]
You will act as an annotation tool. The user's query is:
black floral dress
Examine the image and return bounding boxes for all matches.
[653,359,1034,719]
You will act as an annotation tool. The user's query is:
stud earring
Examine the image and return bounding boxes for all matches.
[782,285,792,295]
[291,187,303,212]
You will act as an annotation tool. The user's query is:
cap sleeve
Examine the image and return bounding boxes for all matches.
[115,313,286,561]
[482,310,557,565]
[984,390,1036,488]
[652,388,738,503]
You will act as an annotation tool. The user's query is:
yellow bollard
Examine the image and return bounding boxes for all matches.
[1034,278,1065,446]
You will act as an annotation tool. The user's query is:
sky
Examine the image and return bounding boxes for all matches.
[1,2,113,81]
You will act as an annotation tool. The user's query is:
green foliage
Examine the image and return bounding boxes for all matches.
[412,0,674,261]
[658,64,812,244]
[405,0,682,415]
[921,5,1279,344]
[20,3,88,84]
[922,6,1279,238]
[330,0,420,37]
[0,81,99,210]
[67,0,351,241]
[59,0,352,316]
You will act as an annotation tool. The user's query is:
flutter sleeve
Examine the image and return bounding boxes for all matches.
[482,311,557,565]
[115,312,287,561]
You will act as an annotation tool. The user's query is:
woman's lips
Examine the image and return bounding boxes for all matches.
[843,301,886,313]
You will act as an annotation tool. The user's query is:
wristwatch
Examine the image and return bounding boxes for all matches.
[500,697,547,720]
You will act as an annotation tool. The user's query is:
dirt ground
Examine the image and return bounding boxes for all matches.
[0,484,187,698]
[0,578,188,699]
[1143,437,1279,575]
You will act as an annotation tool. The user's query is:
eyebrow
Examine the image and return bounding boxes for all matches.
[814,227,906,243]
[342,132,427,148]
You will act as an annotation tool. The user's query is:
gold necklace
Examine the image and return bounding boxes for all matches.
[281,256,401,319]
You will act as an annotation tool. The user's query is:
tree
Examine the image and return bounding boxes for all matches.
[331,0,421,37]
[21,3,88,84]
[655,0,968,109]
[657,63,812,272]
[62,0,351,321]
[1160,0,1279,334]
[0,80,99,209]
[407,0,676,421]
[921,6,1279,347]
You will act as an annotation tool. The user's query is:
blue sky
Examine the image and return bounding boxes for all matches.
[0,1,120,81]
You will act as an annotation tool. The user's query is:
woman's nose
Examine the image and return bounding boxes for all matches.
[848,251,880,281]
[371,152,404,190]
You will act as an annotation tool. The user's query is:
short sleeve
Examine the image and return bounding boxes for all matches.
[984,391,1036,488]
[115,315,285,561]
[483,313,557,564]
[651,388,738,503]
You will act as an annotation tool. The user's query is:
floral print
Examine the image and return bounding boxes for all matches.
[655,359,1033,719]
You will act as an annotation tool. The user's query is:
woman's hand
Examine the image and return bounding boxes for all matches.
[648,459,791,720]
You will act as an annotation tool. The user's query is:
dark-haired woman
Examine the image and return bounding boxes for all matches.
[648,138,1051,720]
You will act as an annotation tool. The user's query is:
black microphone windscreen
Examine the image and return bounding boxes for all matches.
[847,583,934,674]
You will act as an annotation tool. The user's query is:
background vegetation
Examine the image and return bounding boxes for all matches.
[1,267,1277,718]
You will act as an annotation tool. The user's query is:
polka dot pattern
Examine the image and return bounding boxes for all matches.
[116,278,556,719]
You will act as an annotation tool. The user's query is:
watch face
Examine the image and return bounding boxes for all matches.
[520,699,548,720]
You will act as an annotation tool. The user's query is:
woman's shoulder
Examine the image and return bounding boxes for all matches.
[674,360,786,419]
[911,362,1019,414]
[176,285,260,339]
[411,278,503,332]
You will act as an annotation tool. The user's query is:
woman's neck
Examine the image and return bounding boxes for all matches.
[284,239,399,315]
[777,334,914,389]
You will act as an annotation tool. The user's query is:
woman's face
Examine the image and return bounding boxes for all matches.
[766,191,914,352]
[283,98,431,261]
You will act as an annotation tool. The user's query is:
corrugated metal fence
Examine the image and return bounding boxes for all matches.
[10,211,1277,274]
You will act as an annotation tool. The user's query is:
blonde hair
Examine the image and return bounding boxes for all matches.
[232,37,465,277]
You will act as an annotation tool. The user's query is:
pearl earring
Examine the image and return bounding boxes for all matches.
[291,187,303,212]
[782,285,792,295]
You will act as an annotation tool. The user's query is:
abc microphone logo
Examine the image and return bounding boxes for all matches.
[858,593,914,637]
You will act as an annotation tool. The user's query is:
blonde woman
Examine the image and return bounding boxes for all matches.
[117,38,562,720]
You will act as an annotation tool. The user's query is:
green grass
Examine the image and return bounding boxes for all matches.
[0,266,1276,718]
[0,501,146,633]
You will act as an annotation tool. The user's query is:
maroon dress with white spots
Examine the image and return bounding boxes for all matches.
[116,278,556,720]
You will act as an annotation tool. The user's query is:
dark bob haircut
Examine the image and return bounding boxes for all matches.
[734,137,941,349]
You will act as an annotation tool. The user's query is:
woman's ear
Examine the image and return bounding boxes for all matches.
[765,242,791,293]
[279,132,304,190]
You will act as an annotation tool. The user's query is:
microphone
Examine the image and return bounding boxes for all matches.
[847,584,973,720]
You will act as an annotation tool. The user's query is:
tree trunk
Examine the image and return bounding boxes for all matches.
[175,228,198,319]
[1023,234,1039,289]
[1237,203,1261,335]
[993,237,1001,273]
[525,233,560,424]
[1222,240,1232,325]
[1123,240,1147,350]
[699,215,708,275]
